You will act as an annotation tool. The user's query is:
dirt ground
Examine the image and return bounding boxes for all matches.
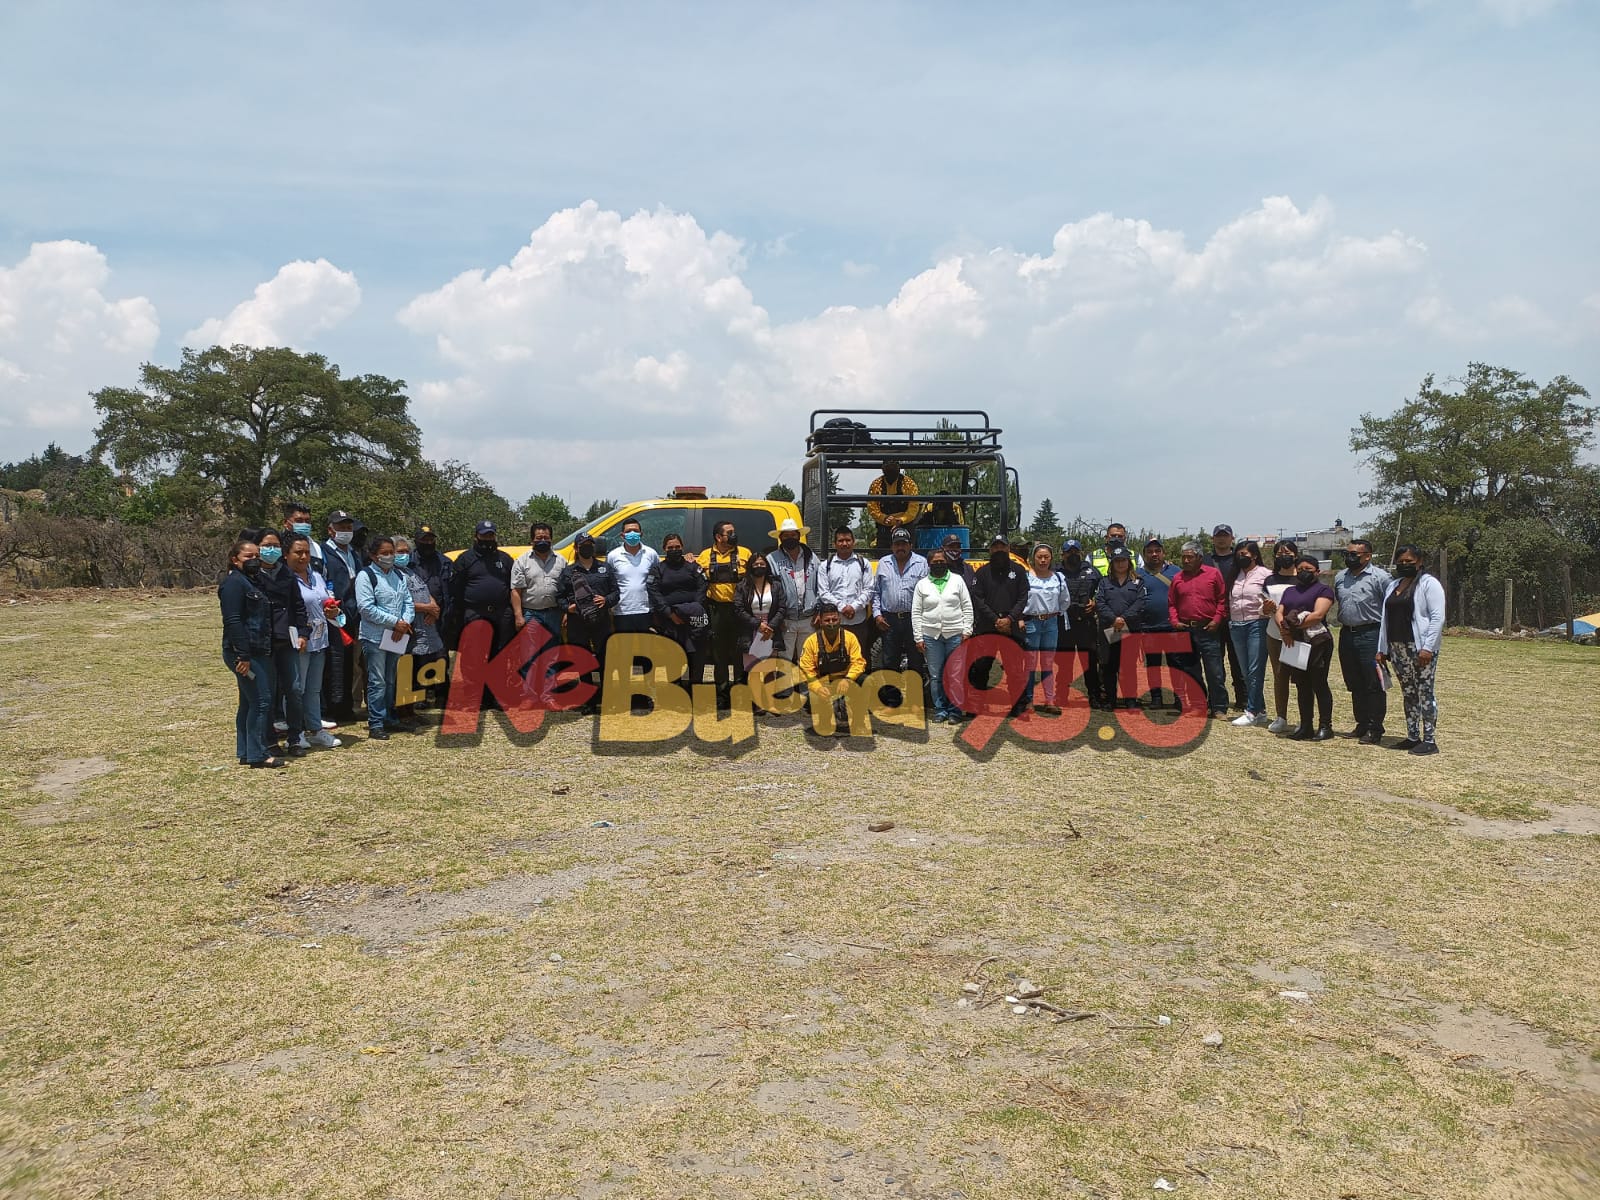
[2,594,1598,1199]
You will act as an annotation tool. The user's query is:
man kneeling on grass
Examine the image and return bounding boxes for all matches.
[798,600,867,737]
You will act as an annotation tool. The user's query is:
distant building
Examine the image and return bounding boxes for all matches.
[1293,518,1352,568]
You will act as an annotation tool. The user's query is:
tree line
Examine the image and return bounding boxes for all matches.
[2,347,1595,630]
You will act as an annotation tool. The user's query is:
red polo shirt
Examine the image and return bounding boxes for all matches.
[1168,564,1226,628]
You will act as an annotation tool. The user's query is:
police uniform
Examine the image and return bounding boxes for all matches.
[449,540,516,708]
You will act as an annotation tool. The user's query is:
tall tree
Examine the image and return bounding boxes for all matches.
[765,482,795,502]
[1351,363,1597,626]
[92,345,421,525]
[307,458,519,550]
[521,491,574,528]
[1027,498,1065,547]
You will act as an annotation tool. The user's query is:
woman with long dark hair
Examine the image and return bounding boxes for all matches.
[1275,554,1336,740]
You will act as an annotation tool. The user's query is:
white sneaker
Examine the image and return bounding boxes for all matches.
[293,734,311,750]
[1267,717,1288,733]
[308,730,341,748]
[320,719,337,730]
[1231,711,1258,727]
[272,720,289,733]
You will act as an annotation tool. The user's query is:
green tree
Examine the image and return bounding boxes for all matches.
[1351,363,1598,627]
[308,458,519,551]
[92,345,421,525]
[582,498,619,523]
[521,491,574,529]
[765,482,795,502]
[1027,498,1065,547]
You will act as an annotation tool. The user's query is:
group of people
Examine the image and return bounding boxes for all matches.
[217,504,1445,763]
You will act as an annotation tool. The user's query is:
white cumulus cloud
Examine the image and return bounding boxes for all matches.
[398,196,1569,529]
[186,258,360,349]
[0,240,159,446]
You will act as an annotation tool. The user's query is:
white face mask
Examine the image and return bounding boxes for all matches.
[333,530,354,546]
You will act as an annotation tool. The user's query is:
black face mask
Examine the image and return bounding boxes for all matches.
[929,564,948,578]
[723,534,738,547]
[534,539,552,553]
[749,564,767,575]
[477,539,497,554]
[1396,562,1419,578]
[577,540,595,558]
[240,559,264,576]
[1296,570,1316,584]
[1344,552,1364,569]
[1275,555,1294,569]
[990,552,1010,569]
[665,549,684,564]
[1063,553,1081,568]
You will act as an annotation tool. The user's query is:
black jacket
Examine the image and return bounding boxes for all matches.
[734,571,789,648]
[449,544,515,618]
[321,538,364,625]
[1058,559,1103,619]
[1203,549,1241,594]
[219,568,272,665]
[560,557,619,628]
[254,560,309,644]
[971,560,1029,636]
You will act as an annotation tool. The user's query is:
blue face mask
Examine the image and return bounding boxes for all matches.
[394,553,410,568]
[291,522,312,536]
[258,545,283,565]
[623,531,642,548]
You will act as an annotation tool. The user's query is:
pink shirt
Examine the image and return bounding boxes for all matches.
[1229,564,1273,622]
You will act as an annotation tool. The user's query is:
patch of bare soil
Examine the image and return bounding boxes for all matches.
[1404,1003,1600,1094]
[14,756,117,825]
[1360,789,1600,839]
[261,861,648,950]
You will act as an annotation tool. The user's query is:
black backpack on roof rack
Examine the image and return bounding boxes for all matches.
[813,417,875,449]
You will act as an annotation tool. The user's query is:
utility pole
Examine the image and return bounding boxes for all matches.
[1503,578,1514,634]
[1564,563,1575,641]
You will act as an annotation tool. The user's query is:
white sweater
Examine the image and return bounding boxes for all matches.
[912,575,974,641]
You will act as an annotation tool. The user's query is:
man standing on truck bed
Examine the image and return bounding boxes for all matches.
[697,520,752,712]
[867,459,923,550]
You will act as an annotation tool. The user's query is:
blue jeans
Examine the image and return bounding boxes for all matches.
[923,634,963,718]
[295,648,326,733]
[527,609,564,644]
[230,654,272,762]
[1023,617,1060,706]
[267,641,302,742]
[1177,628,1229,712]
[1229,618,1269,715]
[364,645,400,729]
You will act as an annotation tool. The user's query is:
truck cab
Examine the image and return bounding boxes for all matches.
[551,489,805,561]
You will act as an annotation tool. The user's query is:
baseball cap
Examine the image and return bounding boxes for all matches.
[1109,546,1132,560]
[1062,538,1082,551]
[988,534,1009,548]
[1212,523,1233,537]
[1145,536,1164,548]
[326,510,353,525]
[475,520,497,536]
[890,526,911,542]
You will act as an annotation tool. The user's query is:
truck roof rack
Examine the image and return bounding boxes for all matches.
[806,408,1002,469]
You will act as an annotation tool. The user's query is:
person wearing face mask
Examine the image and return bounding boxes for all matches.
[1376,545,1445,755]
[219,539,283,767]
[448,520,517,711]
[356,535,417,739]
[766,518,819,663]
[606,518,660,636]
[912,550,974,723]
[971,534,1031,717]
[798,601,868,736]
[649,533,709,690]
[1275,555,1337,741]
[284,533,341,750]
[1225,541,1273,727]
[1089,522,1129,578]
[560,534,618,715]
[1332,538,1392,744]
[407,525,453,705]
[1203,524,1249,712]
[866,459,923,550]
[818,526,876,662]
[252,530,310,758]
[1022,543,1067,715]
[282,502,323,570]
[1056,538,1105,707]
[511,522,570,645]
[320,510,363,724]
[390,535,443,724]
[1261,539,1301,732]
[696,520,752,711]
[734,544,788,679]
[1094,546,1148,709]
[940,533,975,588]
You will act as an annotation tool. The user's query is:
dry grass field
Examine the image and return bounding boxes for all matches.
[2,592,1598,1199]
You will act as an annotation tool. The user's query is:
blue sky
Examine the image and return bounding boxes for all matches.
[2,0,1595,538]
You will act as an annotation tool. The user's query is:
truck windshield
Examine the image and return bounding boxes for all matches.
[553,507,624,551]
